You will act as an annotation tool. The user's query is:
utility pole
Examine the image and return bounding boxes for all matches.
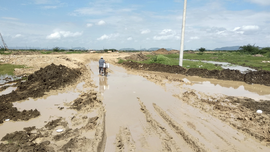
[0,32,8,50]
[179,0,187,66]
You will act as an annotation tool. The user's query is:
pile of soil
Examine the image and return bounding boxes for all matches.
[121,61,270,86]
[0,63,82,123]
[181,91,270,143]
[70,92,98,110]
[152,48,170,55]
[125,52,149,61]
[0,127,54,152]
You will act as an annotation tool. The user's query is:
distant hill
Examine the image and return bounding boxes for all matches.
[214,46,240,50]
[119,48,136,51]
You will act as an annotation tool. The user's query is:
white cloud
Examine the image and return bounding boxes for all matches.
[160,29,174,35]
[2,17,19,20]
[246,0,270,6]
[97,34,109,40]
[153,35,174,40]
[233,27,241,31]
[242,25,259,30]
[190,36,199,40]
[86,23,93,27]
[141,29,150,34]
[127,37,132,40]
[97,20,105,25]
[153,29,178,40]
[97,33,119,40]
[46,30,83,39]
[14,34,22,38]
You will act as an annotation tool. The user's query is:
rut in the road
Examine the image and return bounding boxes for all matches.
[153,103,208,152]
[137,98,181,152]
[115,127,136,152]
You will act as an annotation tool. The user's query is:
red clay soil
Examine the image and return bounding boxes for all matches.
[0,63,82,124]
[121,61,270,86]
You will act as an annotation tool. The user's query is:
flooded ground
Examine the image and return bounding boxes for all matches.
[184,59,257,73]
[89,62,270,151]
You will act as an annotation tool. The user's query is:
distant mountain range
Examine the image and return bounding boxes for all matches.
[213,46,240,50]
[119,47,176,51]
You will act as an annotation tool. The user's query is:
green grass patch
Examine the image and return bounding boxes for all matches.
[183,52,270,71]
[120,54,223,71]
[0,64,26,75]
[40,51,52,54]
[118,58,125,64]
[65,51,83,54]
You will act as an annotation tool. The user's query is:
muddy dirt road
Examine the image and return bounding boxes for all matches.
[89,61,270,152]
[0,53,270,151]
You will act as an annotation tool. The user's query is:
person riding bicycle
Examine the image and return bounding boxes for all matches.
[99,56,105,75]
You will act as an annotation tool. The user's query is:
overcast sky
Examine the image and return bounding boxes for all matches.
[0,0,269,50]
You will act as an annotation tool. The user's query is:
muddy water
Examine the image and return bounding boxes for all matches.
[89,62,269,151]
[0,87,16,95]
[0,92,80,140]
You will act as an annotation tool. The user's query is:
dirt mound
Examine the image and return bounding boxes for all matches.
[121,61,270,86]
[152,48,170,55]
[0,63,82,123]
[0,128,54,152]
[169,50,179,54]
[244,70,270,85]
[70,92,98,110]
[125,52,149,61]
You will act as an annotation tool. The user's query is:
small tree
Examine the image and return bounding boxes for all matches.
[53,47,60,52]
[239,44,259,55]
[198,47,206,53]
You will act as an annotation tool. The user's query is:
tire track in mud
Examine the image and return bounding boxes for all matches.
[152,103,208,152]
[115,127,136,152]
[137,97,181,152]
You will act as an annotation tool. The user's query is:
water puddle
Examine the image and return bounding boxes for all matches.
[184,59,256,73]
[0,92,80,139]
[0,87,17,95]
[183,81,270,100]
[0,74,21,84]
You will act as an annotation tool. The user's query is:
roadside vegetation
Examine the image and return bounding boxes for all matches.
[183,45,270,71]
[119,54,223,70]
[0,64,26,75]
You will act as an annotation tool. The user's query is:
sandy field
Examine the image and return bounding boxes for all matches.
[0,52,270,152]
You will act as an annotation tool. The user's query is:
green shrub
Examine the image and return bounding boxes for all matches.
[198,47,206,53]
[239,44,260,55]
[118,59,125,64]
[197,53,203,55]
[53,47,60,52]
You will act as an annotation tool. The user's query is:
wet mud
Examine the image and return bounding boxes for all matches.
[175,91,270,144]
[0,63,81,124]
[121,61,270,86]
[0,90,106,152]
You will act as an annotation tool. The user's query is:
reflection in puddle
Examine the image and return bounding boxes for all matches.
[183,81,270,100]
[0,74,21,84]
[99,76,109,96]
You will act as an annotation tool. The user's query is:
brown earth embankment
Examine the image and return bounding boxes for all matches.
[121,61,270,86]
[0,63,82,123]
